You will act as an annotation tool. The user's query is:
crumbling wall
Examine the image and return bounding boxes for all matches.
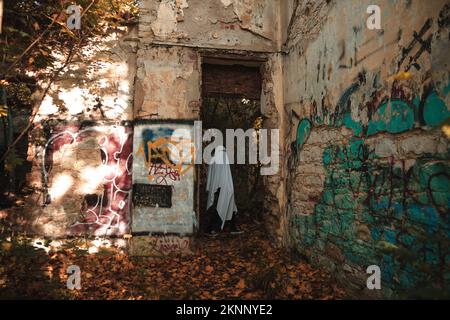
[134,0,282,122]
[139,0,278,52]
[261,53,287,245]
[134,46,200,120]
[132,0,286,247]
[22,1,286,244]
[284,0,450,297]
[24,26,138,237]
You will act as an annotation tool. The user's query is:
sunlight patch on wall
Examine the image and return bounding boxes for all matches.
[49,174,73,202]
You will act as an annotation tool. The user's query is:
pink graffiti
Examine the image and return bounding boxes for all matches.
[43,125,133,236]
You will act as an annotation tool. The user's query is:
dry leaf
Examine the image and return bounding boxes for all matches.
[236,278,245,289]
[205,265,214,273]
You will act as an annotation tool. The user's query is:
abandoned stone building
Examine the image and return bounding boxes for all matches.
[6,0,450,298]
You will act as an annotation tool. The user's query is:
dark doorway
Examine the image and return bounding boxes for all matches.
[199,62,264,234]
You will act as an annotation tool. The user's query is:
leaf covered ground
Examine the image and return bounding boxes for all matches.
[0,221,345,300]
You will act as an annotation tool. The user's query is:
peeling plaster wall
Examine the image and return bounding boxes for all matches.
[134,0,283,121]
[134,46,200,119]
[133,0,286,247]
[139,0,279,52]
[24,26,138,238]
[284,0,450,297]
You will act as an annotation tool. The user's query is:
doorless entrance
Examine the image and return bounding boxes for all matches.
[199,61,264,235]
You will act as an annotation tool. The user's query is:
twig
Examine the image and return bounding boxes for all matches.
[81,0,97,20]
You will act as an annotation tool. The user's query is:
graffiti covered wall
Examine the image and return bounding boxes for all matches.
[29,123,133,237]
[131,121,195,235]
[283,0,450,297]
[22,23,137,238]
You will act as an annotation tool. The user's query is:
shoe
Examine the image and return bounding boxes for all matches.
[206,230,219,237]
[229,226,244,235]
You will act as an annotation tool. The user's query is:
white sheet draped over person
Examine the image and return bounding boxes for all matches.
[206,145,238,230]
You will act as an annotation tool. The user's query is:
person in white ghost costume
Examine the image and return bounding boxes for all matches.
[206,145,241,235]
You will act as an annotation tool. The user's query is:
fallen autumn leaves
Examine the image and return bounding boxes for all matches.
[0,221,345,300]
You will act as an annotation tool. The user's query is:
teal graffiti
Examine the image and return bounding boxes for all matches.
[299,80,449,138]
[291,137,450,295]
[367,99,415,135]
[290,75,450,296]
[296,119,312,150]
[423,91,450,127]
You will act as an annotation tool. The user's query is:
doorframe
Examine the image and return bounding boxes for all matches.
[196,51,268,233]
